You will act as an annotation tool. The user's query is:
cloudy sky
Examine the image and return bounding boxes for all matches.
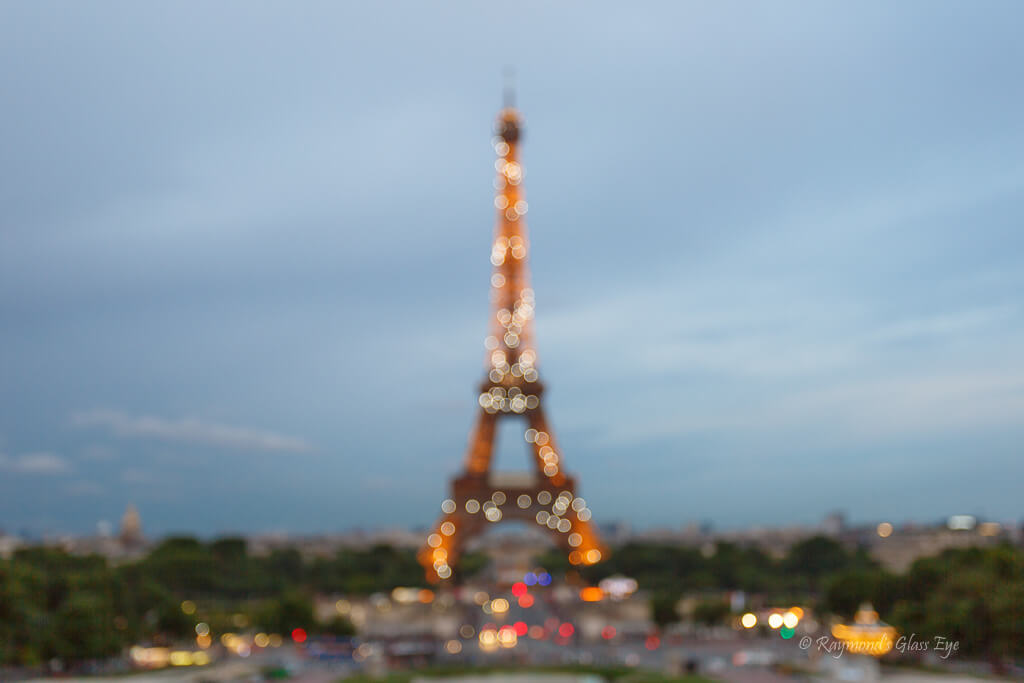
[2,2,1023,536]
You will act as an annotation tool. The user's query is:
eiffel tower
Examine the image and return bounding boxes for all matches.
[419,101,607,582]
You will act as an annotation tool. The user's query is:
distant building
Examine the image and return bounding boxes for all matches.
[0,532,23,558]
[865,520,1008,572]
[822,511,845,536]
[598,521,632,546]
[119,504,145,548]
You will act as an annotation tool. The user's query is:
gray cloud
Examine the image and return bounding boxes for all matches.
[0,452,73,475]
[71,410,314,453]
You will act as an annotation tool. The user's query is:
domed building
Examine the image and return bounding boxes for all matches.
[119,504,145,549]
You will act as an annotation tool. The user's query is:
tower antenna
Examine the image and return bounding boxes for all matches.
[502,66,516,109]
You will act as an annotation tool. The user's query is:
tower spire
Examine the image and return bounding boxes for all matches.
[418,102,607,583]
[502,66,516,110]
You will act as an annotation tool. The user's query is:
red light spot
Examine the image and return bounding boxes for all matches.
[558,622,574,638]
[511,582,527,597]
[645,635,660,650]
[291,628,307,643]
[518,594,534,608]
[601,625,616,640]
[514,621,528,636]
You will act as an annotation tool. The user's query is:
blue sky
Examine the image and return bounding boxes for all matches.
[2,2,1023,536]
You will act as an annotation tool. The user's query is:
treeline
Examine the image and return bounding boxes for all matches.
[541,536,876,602]
[826,544,1023,661]
[541,537,1024,660]
[0,538,432,666]
[2,535,1021,667]
[135,537,426,597]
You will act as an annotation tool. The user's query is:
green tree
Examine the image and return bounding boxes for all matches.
[889,546,1024,662]
[650,592,679,627]
[824,569,900,618]
[257,591,314,635]
[783,536,852,581]
[692,598,730,626]
[52,591,121,662]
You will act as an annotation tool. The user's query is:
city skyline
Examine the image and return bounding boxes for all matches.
[3,3,1024,535]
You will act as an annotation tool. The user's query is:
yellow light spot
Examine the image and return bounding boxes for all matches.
[741,613,757,628]
[498,626,518,648]
[169,651,193,666]
[855,606,880,624]
[479,628,498,651]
